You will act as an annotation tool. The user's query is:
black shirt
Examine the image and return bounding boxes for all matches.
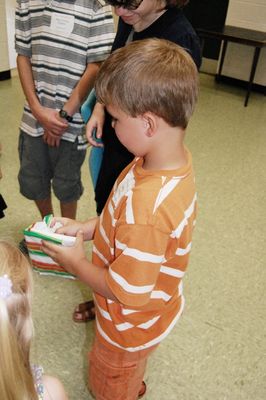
[95,8,201,214]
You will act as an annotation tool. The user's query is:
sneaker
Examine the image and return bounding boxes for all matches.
[19,239,29,256]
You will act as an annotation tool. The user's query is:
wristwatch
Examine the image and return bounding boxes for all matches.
[59,109,73,122]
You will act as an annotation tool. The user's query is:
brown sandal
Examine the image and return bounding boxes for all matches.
[138,381,147,398]
[73,300,95,323]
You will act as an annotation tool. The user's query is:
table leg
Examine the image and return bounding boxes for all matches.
[244,47,261,107]
[217,40,228,81]
[199,37,205,57]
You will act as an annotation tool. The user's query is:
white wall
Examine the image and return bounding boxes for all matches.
[0,0,10,73]
[5,0,17,69]
[222,0,266,85]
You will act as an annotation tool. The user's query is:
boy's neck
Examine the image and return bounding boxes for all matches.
[142,129,187,172]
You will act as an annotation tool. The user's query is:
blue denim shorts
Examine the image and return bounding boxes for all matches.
[18,131,86,202]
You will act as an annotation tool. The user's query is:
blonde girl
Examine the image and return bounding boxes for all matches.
[0,240,68,400]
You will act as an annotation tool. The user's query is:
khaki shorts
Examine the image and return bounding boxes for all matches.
[18,131,86,202]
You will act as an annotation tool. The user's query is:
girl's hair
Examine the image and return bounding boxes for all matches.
[0,240,37,400]
[95,38,198,129]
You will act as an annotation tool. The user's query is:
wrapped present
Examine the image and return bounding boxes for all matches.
[23,215,76,279]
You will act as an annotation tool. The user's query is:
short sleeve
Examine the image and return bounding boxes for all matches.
[105,223,169,307]
[15,0,32,57]
[86,4,115,64]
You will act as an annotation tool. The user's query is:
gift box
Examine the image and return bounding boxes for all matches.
[23,215,76,279]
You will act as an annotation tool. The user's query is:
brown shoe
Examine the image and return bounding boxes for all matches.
[73,300,95,323]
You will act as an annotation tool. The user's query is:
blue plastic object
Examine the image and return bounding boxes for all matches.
[81,89,104,189]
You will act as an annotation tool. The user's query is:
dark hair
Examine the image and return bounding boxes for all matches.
[165,0,189,8]
[107,0,142,9]
[106,0,189,11]
[95,38,198,129]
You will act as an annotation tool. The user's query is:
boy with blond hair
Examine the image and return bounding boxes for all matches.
[42,38,199,400]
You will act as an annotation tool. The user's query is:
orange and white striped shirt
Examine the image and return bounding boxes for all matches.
[93,150,197,352]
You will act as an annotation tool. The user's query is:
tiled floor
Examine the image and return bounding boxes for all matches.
[0,72,265,399]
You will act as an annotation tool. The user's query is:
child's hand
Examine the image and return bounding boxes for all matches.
[41,231,86,276]
[50,217,85,237]
[86,102,105,147]
[50,217,97,241]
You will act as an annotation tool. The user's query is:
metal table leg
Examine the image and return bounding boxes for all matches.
[245,46,261,107]
[217,39,228,80]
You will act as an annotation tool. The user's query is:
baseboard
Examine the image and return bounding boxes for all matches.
[215,75,266,94]
[11,68,19,77]
[0,70,11,81]
[200,58,218,75]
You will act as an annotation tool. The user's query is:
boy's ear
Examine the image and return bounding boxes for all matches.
[142,112,157,137]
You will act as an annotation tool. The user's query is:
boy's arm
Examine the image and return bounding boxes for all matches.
[59,0,115,122]
[15,2,66,137]
[74,254,117,301]
[17,55,68,135]
[17,56,100,134]
[16,55,41,117]
[41,231,118,301]
[61,62,101,118]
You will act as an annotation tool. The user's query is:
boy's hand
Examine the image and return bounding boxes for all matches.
[50,217,85,237]
[50,217,97,241]
[41,231,86,276]
[43,130,61,147]
[37,107,68,135]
